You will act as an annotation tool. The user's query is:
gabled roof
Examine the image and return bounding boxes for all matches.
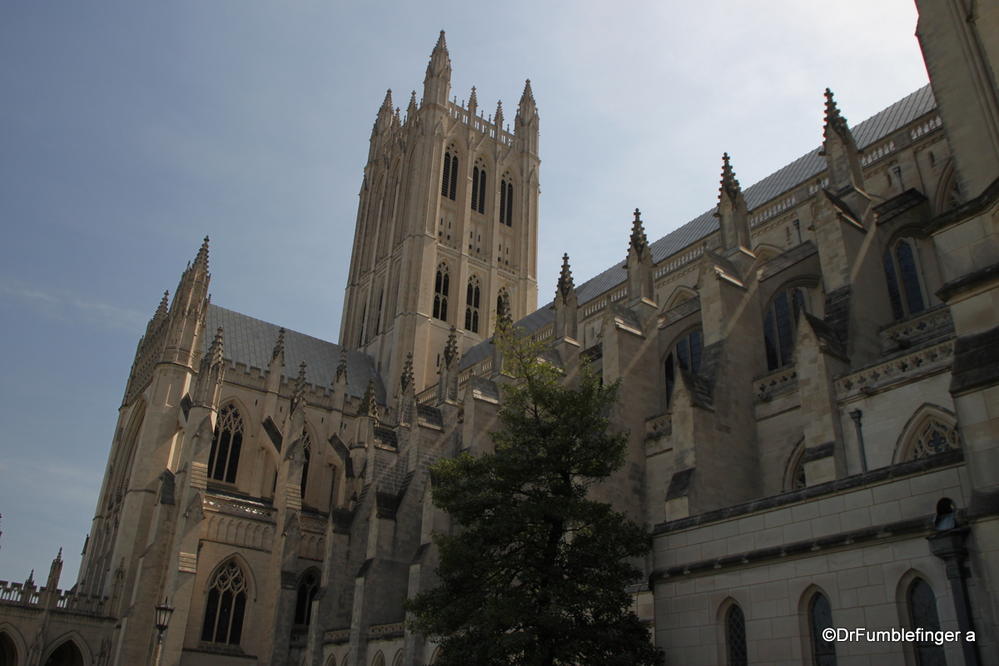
[205,304,386,403]
[460,85,936,371]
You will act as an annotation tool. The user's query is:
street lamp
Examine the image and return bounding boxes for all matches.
[153,598,174,666]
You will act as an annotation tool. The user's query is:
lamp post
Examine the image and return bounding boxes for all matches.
[153,598,174,666]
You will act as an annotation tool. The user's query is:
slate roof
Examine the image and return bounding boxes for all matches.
[459,85,937,371]
[205,304,386,403]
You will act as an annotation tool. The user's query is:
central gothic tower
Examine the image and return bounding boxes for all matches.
[339,31,540,398]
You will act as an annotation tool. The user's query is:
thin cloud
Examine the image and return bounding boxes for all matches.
[0,279,147,332]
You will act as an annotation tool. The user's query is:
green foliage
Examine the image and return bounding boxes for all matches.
[408,330,663,665]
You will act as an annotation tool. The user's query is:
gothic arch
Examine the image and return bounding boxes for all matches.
[325,655,337,666]
[294,566,322,626]
[716,597,747,666]
[107,399,146,510]
[208,402,248,485]
[40,631,92,666]
[662,285,697,311]
[391,649,404,666]
[892,404,961,463]
[895,569,947,665]
[370,651,386,666]
[783,437,807,491]
[797,584,837,666]
[0,623,26,666]
[932,158,962,215]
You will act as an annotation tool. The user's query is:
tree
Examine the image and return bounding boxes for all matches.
[408,330,663,666]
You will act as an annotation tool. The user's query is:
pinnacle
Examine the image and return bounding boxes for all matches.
[521,79,534,102]
[629,208,648,254]
[401,352,414,391]
[443,325,459,366]
[823,87,849,135]
[468,86,478,110]
[334,347,348,385]
[271,327,286,361]
[720,152,741,196]
[434,30,447,52]
[208,326,224,365]
[380,88,394,111]
[360,377,378,416]
[193,236,210,272]
[154,290,169,320]
[557,252,574,297]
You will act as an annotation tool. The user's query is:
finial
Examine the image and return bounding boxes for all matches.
[468,86,478,111]
[443,325,459,367]
[495,100,504,125]
[719,152,740,196]
[271,328,285,361]
[56,547,62,561]
[629,208,648,254]
[434,30,447,51]
[380,88,393,112]
[400,352,414,392]
[557,253,575,298]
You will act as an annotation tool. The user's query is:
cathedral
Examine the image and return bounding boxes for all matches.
[2,1,999,664]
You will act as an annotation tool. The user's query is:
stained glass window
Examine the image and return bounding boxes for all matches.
[725,604,747,666]
[884,238,927,320]
[764,286,807,370]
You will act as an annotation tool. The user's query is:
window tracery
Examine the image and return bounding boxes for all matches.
[441,149,458,201]
[295,569,320,626]
[764,286,808,371]
[465,276,481,333]
[808,592,837,665]
[724,603,747,666]
[201,559,248,645]
[883,237,927,320]
[208,405,244,484]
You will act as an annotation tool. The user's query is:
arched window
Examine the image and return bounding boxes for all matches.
[907,578,946,665]
[664,327,703,406]
[294,569,320,626]
[370,652,386,666]
[465,276,481,333]
[0,632,18,666]
[784,439,807,491]
[808,592,837,666]
[883,237,927,320]
[895,406,961,463]
[441,150,458,201]
[433,263,449,321]
[724,604,747,666]
[391,650,404,666]
[763,286,808,370]
[471,163,486,214]
[208,405,244,483]
[300,430,312,500]
[499,177,514,226]
[43,640,85,666]
[201,559,248,645]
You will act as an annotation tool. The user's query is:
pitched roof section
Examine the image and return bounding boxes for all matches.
[459,85,936,371]
[205,304,386,403]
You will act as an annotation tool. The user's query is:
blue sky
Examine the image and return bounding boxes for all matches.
[0,2,929,585]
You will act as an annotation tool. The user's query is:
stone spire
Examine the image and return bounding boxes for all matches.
[468,86,478,115]
[554,253,578,340]
[194,327,225,406]
[406,90,418,123]
[193,235,210,275]
[291,361,307,412]
[400,352,414,393]
[515,79,539,154]
[373,89,394,135]
[334,347,348,386]
[423,30,452,107]
[271,328,286,362]
[716,153,751,251]
[359,378,378,418]
[629,208,649,258]
[557,253,574,300]
[154,290,169,322]
[494,100,504,129]
[626,208,655,303]
[821,88,864,191]
[443,325,459,369]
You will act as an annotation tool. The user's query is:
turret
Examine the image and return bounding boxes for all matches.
[820,88,865,192]
[422,30,452,108]
[163,236,211,369]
